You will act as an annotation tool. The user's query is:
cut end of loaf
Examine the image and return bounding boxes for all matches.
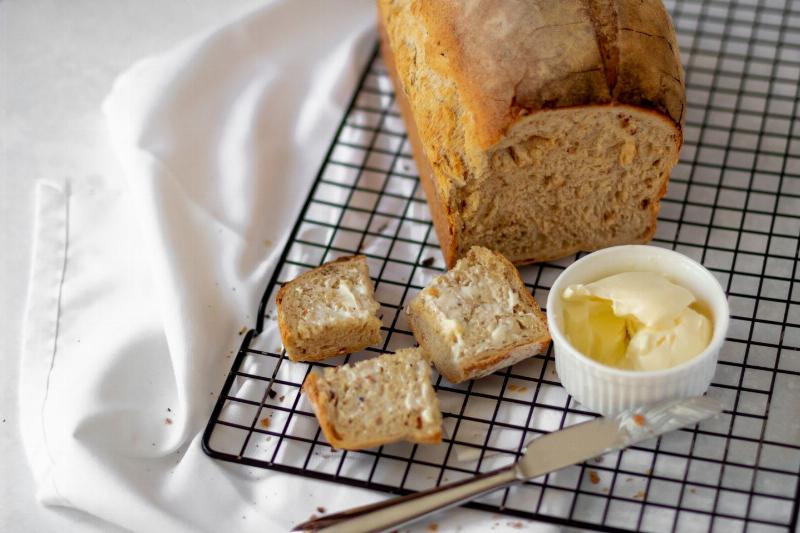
[302,348,442,450]
[276,255,382,362]
[407,247,550,383]
[454,105,680,265]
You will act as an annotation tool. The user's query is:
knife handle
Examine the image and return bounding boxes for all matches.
[292,463,520,533]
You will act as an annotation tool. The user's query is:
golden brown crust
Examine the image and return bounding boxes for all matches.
[408,0,684,149]
[275,283,296,357]
[460,341,549,381]
[379,25,459,268]
[302,373,346,448]
[614,0,686,130]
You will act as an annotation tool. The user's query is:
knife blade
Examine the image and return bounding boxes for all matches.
[293,396,723,533]
[517,395,722,480]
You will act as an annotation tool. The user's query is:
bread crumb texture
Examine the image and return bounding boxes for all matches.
[302,348,442,450]
[408,247,550,382]
[276,256,382,362]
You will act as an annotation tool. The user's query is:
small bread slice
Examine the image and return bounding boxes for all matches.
[302,348,442,450]
[407,246,550,383]
[276,255,382,362]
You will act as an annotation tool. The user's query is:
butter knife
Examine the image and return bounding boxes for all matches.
[292,396,722,533]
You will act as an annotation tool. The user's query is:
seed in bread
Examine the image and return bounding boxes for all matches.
[276,255,382,362]
[407,246,550,383]
[302,348,442,450]
[378,0,685,267]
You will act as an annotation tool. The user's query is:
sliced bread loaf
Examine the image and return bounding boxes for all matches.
[407,246,550,383]
[302,347,442,450]
[276,255,382,362]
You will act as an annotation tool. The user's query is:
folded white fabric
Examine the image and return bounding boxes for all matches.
[19,1,380,531]
[19,1,557,531]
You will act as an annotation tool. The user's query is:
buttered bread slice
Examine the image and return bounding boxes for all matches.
[407,246,550,383]
[276,255,382,362]
[303,348,442,450]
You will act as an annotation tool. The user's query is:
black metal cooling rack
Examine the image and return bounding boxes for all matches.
[203,1,800,530]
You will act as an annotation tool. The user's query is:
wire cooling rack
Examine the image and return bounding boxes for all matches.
[203,1,800,531]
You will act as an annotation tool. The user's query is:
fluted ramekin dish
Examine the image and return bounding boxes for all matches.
[546,245,729,416]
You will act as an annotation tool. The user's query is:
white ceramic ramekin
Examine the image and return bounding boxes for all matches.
[546,245,729,416]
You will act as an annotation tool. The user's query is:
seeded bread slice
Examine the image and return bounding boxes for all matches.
[302,348,442,450]
[276,255,382,362]
[407,246,550,383]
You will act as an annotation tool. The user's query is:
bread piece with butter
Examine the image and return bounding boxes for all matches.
[276,255,382,362]
[378,0,685,268]
[407,246,550,383]
[302,348,442,450]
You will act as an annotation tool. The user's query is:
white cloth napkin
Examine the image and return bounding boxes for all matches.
[19,1,556,531]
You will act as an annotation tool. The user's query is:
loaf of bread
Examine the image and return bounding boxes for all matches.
[378,0,685,267]
[407,246,550,383]
[276,255,382,362]
[302,348,442,449]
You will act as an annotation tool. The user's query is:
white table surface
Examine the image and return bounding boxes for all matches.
[1,3,554,532]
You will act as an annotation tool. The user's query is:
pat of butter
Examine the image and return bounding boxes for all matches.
[336,282,358,308]
[563,272,694,327]
[562,272,712,371]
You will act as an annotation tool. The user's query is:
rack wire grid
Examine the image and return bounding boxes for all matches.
[203,1,800,531]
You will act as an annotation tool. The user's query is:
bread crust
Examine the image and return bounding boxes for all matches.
[302,372,347,448]
[383,0,683,150]
[460,341,550,382]
[379,24,459,267]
